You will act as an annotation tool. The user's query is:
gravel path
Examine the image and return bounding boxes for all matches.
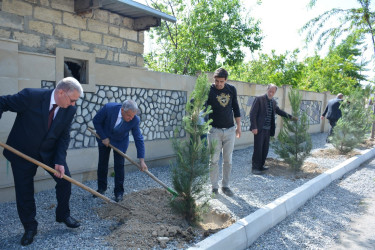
[0,132,374,249]
[247,149,375,249]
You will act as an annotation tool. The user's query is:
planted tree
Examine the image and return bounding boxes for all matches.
[272,89,312,172]
[331,90,373,153]
[170,74,214,223]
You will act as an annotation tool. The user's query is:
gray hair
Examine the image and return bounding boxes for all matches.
[337,93,343,99]
[56,77,84,97]
[267,84,278,91]
[122,100,139,113]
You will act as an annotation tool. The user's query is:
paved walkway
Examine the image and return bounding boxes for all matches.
[333,195,375,249]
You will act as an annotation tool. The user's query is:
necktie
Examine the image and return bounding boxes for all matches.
[48,104,58,129]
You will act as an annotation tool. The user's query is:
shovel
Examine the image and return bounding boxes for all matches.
[0,141,130,211]
[87,127,179,199]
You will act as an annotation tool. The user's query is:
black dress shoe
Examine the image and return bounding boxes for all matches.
[93,188,106,198]
[56,216,80,228]
[114,194,123,202]
[21,230,37,246]
[252,169,264,175]
[258,166,269,171]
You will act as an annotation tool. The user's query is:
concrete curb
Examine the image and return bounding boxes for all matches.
[189,147,375,250]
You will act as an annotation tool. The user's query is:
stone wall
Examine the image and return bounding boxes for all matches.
[42,80,187,149]
[0,0,144,67]
[42,80,323,150]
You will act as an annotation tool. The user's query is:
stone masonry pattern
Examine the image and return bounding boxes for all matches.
[42,81,187,149]
[0,0,144,67]
[42,81,322,148]
[300,100,322,125]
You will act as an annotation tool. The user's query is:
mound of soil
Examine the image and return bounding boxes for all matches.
[311,148,360,159]
[265,158,323,179]
[97,188,234,249]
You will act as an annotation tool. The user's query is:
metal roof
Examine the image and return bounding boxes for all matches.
[100,0,176,23]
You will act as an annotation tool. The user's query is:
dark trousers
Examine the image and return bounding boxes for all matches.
[328,119,338,136]
[252,129,271,170]
[11,160,71,231]
[97,146,125,195]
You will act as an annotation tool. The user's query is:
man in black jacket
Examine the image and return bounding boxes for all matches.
[0,77,83,246]
[250,84,297,175]
[321,93,344,142]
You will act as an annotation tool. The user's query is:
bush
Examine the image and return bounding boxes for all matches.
[331,90,373,153]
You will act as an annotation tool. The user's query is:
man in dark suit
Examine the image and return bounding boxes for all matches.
[250,84,297,175]
[321,93,344,142]
[93,100,148,202]
[0,77,83,246]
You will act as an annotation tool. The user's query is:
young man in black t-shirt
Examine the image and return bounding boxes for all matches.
[207,68,241,197]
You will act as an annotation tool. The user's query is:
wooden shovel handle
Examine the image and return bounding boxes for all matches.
[0,141,130,211]
[87,127,179,197]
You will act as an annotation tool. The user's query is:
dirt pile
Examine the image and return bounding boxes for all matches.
[97,188,234,249]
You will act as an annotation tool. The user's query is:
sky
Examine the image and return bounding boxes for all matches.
[242,0,369,59]
[135,0,374,80]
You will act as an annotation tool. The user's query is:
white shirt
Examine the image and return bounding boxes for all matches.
[50,90,59,119]
[114,109,123,127]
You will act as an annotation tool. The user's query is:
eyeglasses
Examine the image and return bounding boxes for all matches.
[64,92,79,104]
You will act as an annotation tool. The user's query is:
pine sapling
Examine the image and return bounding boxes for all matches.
[272,88,312,172]
[170,74,214,223]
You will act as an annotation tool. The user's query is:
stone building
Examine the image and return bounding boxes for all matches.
[0,0,176,68]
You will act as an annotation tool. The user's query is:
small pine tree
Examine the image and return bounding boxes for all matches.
[272,88,312,172]
[170,74,214,223]
[331,90,373,153]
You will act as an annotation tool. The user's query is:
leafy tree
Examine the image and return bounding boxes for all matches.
[170,74,214,223]
[301,0,375,56]
[299,35,369,95]
[331,89,373,153]
[228,50,304,88]
[272,89,312,172]
[145,0,262,75]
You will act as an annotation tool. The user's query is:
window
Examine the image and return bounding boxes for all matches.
[64,58,87,84]
[56,48,96,92]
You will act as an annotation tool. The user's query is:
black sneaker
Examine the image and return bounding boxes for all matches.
[212,188,218,195]
[221,187,234,197]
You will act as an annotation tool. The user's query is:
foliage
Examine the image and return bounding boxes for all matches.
[145,0,262,75]
[272,89,312,172]
[228,35,370,96]
[227,50,304,88]
[170,74,214,223]
[301,0,375,56]
[331,89,373,153]
[299,35,369,95]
